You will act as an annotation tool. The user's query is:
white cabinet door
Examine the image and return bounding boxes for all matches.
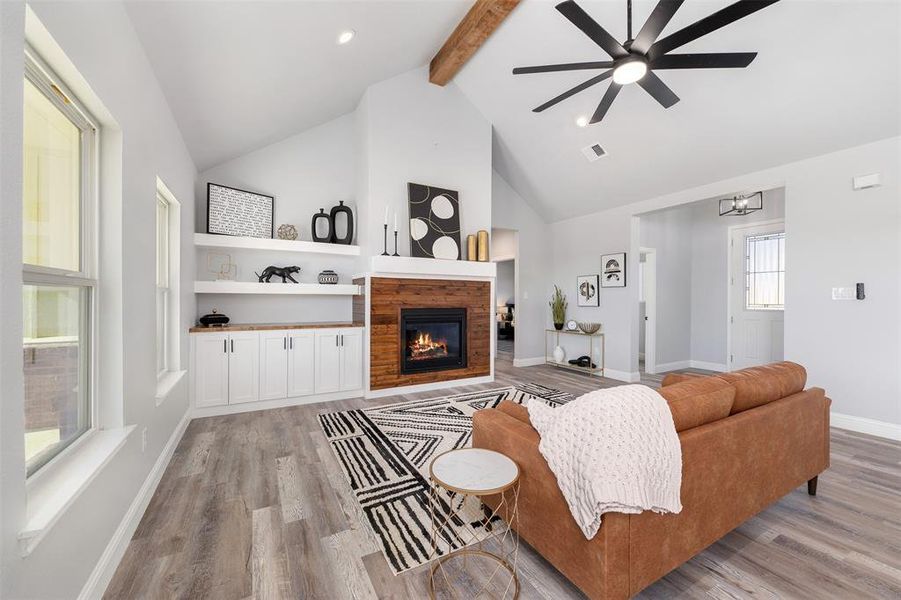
[339,329,363,391]
[287,331,315,397]
[315,330,342,394]
[228,332,260,404]
[259,330,288,401]
[194,334,229,408]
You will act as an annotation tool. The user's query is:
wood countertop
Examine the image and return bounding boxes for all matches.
[189,321,364,333]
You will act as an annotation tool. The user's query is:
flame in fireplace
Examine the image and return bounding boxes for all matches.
[408,330,449,361]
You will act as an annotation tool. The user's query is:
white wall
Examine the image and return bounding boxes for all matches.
[1,2,197,597]
[492,171,552,362]
[491,227,516,261]
[196,113,357,323]
[639,207,694,367]
[551,137,900,428]
[359,67,492,259]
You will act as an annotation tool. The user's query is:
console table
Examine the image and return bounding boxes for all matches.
[545,329,605,376]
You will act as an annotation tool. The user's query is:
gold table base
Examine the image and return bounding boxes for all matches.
[427,477,520,599]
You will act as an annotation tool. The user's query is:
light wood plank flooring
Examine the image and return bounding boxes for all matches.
[105,357,901,599]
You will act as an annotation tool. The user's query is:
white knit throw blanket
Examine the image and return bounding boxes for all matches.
[528,384,682,539]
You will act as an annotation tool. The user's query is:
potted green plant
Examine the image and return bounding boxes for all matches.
[549,285,567,330]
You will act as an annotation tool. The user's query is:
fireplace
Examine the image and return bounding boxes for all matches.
[400,308,467,374]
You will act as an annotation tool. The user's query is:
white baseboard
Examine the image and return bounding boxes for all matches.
[512,356,545,367]
[365,375,495,399]
[192,389,363,418]
[690,360,728,372]
[655,360,692,373]
[601,368,641,383]
[78,410,191,600]
[831,412,901,441]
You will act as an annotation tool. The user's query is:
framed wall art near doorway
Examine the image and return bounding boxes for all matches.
[601,252,626,288]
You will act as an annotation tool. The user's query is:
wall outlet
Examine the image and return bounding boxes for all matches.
[141,427,148,453]
[831,287,856,300]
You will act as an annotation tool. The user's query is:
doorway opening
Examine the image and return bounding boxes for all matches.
[639,248,657,374]
[492,228,517,362]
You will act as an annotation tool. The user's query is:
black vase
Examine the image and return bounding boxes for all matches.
[329,201,354,245]
[311,208,332,243]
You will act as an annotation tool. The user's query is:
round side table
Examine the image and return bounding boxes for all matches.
[427,448,521,599]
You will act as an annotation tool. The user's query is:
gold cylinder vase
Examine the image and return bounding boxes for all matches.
[477,230,489,262]
[466,234,477,261]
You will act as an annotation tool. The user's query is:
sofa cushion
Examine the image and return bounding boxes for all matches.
[657,377,735,432]
[497,400,531,424]
[661,372,705,387]
[718,361,807,414]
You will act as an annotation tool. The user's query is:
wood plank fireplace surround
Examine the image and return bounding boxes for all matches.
[358,277,491,391]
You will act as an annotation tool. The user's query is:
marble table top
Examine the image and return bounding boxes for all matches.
[429,448,519,494]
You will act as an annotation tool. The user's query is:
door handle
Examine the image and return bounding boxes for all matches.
[223,339,227,353]
[284,337,286,350]
[230,339,234,353]
[335,335,338,347]
[289,337,293,350]
[340,334,344,347]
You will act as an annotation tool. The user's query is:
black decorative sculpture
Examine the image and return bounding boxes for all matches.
[329,201,354,245]
[311,209,332,243]
[255,265,301,283]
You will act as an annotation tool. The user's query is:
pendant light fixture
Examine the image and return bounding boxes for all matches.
[719,191,763,216]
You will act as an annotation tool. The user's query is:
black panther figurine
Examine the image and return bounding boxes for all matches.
[255,265,301,283]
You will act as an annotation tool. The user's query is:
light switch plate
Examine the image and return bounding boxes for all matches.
[832,287,856,300]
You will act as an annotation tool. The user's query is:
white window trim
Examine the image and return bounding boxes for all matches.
[22,47,100,478]
[155,177,184,405]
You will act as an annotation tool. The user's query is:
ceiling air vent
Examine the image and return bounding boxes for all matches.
[582,143,607,162]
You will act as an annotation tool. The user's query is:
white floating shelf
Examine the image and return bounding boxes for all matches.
[194,281,362,296]
[370,255,496,278]
[194,233,360,256]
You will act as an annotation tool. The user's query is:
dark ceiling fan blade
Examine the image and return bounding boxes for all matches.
[651,52,757,69]
[533,70,613,112]
[590,82,623,123]
[648,0,780,59]
[637,71,679,107]
[513,61,614,75]
[630,0,685,55]
[556,0,629,59]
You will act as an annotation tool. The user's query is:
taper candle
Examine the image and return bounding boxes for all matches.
[383,205,388,225]
[394,211,398,232]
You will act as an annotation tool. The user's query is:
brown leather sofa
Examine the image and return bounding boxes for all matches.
[472,362,830,599]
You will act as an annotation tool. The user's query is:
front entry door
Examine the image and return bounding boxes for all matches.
[729,222,785,370]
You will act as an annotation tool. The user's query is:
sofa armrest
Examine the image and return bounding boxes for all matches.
[472,408,630,600]
[661,372,706,387]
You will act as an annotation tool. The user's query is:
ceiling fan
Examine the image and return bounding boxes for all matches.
[513,0,780,124]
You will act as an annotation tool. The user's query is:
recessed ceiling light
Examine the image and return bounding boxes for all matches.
[575,115,589,128]
[337,30,355,45]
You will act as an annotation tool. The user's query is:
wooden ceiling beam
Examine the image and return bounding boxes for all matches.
[429,0,520,86]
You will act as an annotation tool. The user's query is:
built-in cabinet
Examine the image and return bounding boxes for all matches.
[192,327,362,409]
[314,329,362,393]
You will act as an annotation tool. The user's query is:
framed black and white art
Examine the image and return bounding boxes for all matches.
[408,182,462,260]
[601,252,627,288]
[207,182,274,239]
[577,274,600,306]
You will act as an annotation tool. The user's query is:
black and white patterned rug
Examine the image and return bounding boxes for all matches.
[317,384,571,574]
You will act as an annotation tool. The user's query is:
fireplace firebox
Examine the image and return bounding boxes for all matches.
[400,308,467,374]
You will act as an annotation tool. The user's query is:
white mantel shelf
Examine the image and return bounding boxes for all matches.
[194,233,361,256]
[369,255,496,279]
[194,281,362,295]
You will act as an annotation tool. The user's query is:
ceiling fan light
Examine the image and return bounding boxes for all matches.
[337,30,356,45]
[612,59,647,85]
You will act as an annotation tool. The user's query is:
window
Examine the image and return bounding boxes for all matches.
[745,232,785,310]
[23,51,98,476]
[156,192,170,377]
[155,177,181,388]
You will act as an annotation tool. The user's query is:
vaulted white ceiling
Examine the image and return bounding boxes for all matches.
[125,0,471,170]
[127,1,900,221]
[455,0,900,221]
